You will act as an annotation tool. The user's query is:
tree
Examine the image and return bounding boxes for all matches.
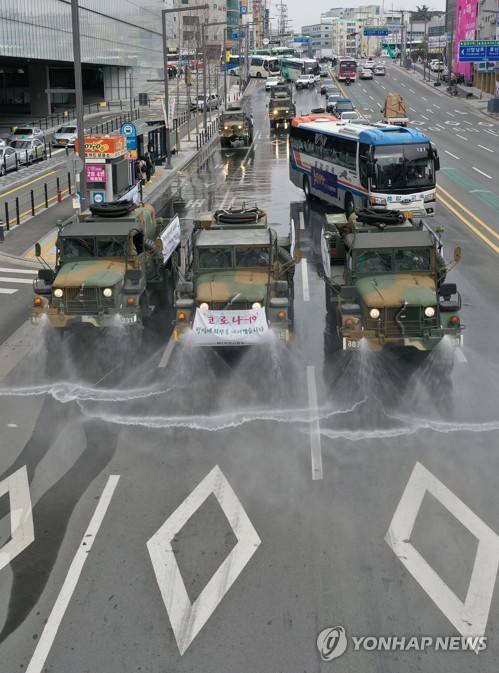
[411,5,433,21]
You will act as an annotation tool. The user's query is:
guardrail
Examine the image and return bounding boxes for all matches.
[2,172,74,230]
[196,120,219,150]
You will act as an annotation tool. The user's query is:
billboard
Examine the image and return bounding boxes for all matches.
[454,0,477,78]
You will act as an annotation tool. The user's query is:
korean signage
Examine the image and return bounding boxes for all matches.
[81,135,126,159]
[159,215,181,264]
[86,164,106,182]
[458,40,499,62]
[191,309,269,346]
[311,166,338,199]
[454,0,477,77]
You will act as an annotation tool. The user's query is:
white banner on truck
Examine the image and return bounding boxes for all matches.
[191,308,269,346]
[160,215,181,263]
[321,228,331,278]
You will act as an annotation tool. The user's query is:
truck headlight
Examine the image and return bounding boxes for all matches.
[274,110,278,115]
[53,288,63,298]
[199,302,209,310]
[369,308,380,319]
[369,197,387,206]
[103,288,113,297]
[252,302,262,309]
[424,306,436,317]
[238,125,242,129]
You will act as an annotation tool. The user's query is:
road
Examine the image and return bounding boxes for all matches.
[1,74,499,672]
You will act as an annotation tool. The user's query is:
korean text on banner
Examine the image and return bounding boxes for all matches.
[320,229,331,279]
[191,309,269,346]
[160,215,181,263]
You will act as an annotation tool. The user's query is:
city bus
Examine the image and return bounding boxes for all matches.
[280,57,320,81]
[228,55,280,78]
[336,56,357,81]
[289,116,439,217]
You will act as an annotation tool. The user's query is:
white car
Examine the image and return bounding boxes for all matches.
[10,138,45,165]
[265,76,281,91]
[296,74,316,89]
[429,60,444,72]
[52,123,78,147]
[339,111,360,121]
[359,68,373,80]
[363,59,375,70]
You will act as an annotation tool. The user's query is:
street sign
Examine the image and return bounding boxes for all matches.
[459,40,499,63]
[67,155,84,174]
[232,31,245,39]
[364,28,389,36]
[262,38,270,46]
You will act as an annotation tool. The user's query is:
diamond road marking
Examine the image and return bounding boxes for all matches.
[385,462,499,648]
[0,465,34,570]
[147,465,261,655]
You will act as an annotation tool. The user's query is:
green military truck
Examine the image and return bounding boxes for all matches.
[218,104,253,148]
[318,210,463,358]
[173,206,298,346]
[269,86,296,129]
[32,201,180,333]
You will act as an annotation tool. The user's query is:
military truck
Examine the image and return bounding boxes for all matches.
[269,89,296,129]
[218,104,253,148]
[318,210,463,356]
[381,93,409,127]
[173,206,297,345]
[32,201,180,332]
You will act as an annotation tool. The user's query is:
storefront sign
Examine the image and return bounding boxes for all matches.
[86,164,106,182]
[82,135,126,159]
[191,309,269,346]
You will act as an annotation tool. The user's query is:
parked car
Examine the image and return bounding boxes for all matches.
[363,59,375,69]
[10,138,45,165]
[295,74,316,89]
[332,98,355,116]
[265,76,282,91]
[325,94,344,113]
[191,93,220,111]
[359,68,373,80]
[8,124,45,143]
[0,146,18,176]
[320,78,335,94]
[429,60,444,72]
[323,85,340,97]
[52,123,78,147]
[374,65,386,76]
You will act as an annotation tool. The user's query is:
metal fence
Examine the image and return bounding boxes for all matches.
[23,99,148,132]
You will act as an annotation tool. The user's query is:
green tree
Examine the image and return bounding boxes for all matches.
[411,5,433,21]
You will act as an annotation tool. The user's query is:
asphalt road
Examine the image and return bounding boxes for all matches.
[1,75,499,672]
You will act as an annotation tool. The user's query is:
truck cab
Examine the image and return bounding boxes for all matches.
[218,106,253,148]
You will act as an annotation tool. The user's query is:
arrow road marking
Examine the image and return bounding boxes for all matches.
[386,462,499,650]
[0,466,34,570]
[147,466,261,656]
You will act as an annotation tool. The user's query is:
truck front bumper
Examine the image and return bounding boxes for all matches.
[31,307,141,329]
[342,329,463,352]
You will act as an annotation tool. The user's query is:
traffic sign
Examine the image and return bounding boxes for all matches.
[262,38,270,46]
[67,154,84,174]
[232,31,245,39]
[364,28,389,36]
[459,40,499,62]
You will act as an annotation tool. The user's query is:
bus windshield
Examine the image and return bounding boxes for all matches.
[371,144,435,191]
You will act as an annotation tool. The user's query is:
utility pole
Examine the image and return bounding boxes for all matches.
[202,20,227,130]
[70,0,86,212]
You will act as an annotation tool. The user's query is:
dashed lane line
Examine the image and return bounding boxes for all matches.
[307,365,323,481]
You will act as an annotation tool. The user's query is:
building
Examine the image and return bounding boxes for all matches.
[300,23,334,57]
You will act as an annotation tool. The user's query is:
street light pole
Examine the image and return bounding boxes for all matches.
[201,21,227,131]
[162,4,208,169]
[70,0,86,211]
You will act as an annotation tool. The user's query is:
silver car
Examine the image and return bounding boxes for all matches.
[8,125,45,143]
[52,124,78,147]
[10,138,45,165]
[0,146,18,176]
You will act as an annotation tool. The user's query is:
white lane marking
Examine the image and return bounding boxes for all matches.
[444,151,460,160]
[0,277,34,284]
[0,268,38,274]
[299,210,305,230]
[455,134,468,141]
[472,167,493,179]
[478,145,494,153]
[0,288,17,294]
[147,466,261,656]
[158,337,175,369]
[463,120,473,125]
[484,129,499,136]
[253,143,258,151]
[447,112,455,117]
[362,87,367,93]
[369,95,374,100]
[425,109,433,113]
[0,466,34,571]
[7,423,17,427]
[381,85,386,90]
[409,107,417,112]
[436,124,445,129]
[455,348,467,363]
[26,475,120,673]
[432,103,440,108]
[454,109,467,115]
[307,366,323,481]
[421,96,427,101]
[421,115,429,120]
[301,258,310,302]
[191,199,205,210]
[409,88,415,93]
[400,82,406,87]
[386,462,499,649]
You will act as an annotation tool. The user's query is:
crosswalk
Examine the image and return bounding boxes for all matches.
[0,267,38,295]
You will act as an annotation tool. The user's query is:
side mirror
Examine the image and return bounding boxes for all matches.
[35,243,41,257]
[367,162,376,179]
[434,156,440,171]
[125,269,142,284]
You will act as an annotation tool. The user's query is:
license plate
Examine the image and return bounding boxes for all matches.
[343,337,361,350]
[121,315,137,325]
[403,211,413,219]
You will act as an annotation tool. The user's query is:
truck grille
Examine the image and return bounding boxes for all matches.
[210,301,250,311]
[367,307,437,337]
[62,287,113,315]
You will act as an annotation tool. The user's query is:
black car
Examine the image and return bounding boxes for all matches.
[320,78,335,95]
[332,98,355,116]
[323,85,340,98]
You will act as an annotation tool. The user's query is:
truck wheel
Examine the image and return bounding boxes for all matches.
[344,193,355,217]
[303,175,313,201]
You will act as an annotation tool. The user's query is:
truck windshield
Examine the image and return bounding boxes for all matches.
[235,247,269,268]
[198,247,233,269]
[394,248,431,271]
[372,144,435,191]
[61,237,95,258]
[96,237,128,257]
[356,249,392,273]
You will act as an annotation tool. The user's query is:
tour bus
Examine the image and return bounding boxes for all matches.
[336,56,357,81]
[228,55,280,78]
[289,115,440,217]
[280,57,320,81]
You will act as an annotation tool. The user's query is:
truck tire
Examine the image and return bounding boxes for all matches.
[344,193,355,217]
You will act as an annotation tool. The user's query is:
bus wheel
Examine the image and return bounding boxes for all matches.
[256,72,261,78]
[303,175,313,201]
[344,193,355,217]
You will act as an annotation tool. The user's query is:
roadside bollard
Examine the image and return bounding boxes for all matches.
[57,187,63,203]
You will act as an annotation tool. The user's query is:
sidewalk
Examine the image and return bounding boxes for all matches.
[0,81,244,265]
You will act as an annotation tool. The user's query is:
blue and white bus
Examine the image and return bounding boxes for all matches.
[289,115,440,217]
[280,57,320,81]
[228,55,280,78]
